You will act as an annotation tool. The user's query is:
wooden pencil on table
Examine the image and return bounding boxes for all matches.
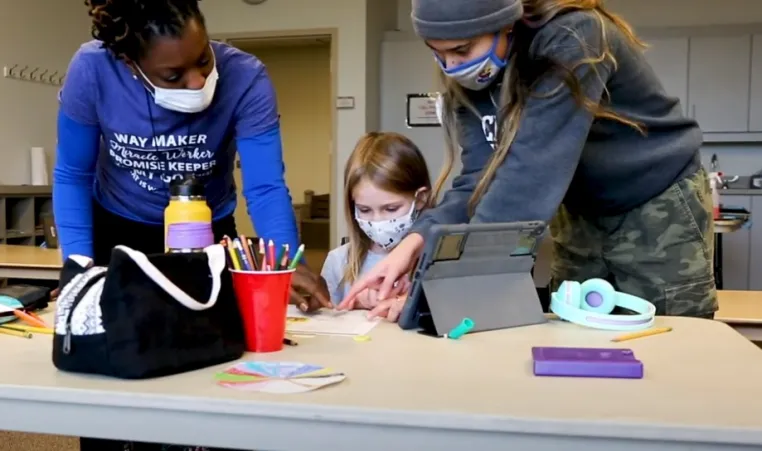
[2,324,53,335]
[611,327,673,342]
[0,327,32,338]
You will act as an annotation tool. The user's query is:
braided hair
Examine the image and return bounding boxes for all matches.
[85,0,205,61]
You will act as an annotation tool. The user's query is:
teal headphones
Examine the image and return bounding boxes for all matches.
[550,279,656,331]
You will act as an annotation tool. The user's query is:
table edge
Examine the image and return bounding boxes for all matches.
[716,316,762,325]
[1,386,761,446]
[0,264,61,269]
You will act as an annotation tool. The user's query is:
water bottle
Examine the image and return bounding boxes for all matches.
[164,175,213,252]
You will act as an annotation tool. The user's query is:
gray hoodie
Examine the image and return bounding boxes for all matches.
[411,10,701,235]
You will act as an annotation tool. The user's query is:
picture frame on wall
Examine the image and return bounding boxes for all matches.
[406,93,442,127]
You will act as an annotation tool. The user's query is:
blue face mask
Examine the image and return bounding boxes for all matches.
[437,34,508,90]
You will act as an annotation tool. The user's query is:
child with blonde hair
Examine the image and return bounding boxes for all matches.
[321,132,431,317]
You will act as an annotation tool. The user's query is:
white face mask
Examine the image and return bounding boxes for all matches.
[437,34,508,91]
[355,201,418,251]
[136,54,218,113]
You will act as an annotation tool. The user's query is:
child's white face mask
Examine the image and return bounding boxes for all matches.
[355,201,418,251]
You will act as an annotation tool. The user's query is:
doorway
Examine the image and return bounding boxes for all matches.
[218,33,335,268]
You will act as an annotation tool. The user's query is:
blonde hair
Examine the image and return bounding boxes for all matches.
[434,0,646,215]
[342,132,432,285]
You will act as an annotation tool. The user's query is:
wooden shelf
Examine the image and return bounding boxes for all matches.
[0,186,52,247]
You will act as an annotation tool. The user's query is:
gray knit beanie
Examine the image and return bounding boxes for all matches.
[411,0,524,40]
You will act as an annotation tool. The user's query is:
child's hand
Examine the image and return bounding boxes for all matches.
[355,288,381,310]
[368,295,407,322]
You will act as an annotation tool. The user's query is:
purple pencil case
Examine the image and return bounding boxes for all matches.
[532,347,643,379]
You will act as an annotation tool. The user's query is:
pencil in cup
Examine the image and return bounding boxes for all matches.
[233,238,252,271]
[287,244,305,270]
[241,235,259,270]
[222,237,305,272]
[222,236,241,270]
[276,244,289,270]
[258,238,267,269]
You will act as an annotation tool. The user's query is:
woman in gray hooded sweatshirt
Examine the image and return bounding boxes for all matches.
[340,0,716,321]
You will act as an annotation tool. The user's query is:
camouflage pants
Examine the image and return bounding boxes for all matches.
[549,167,717,317]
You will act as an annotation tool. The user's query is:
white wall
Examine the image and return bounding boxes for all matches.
[380,38,452,189]
[0,0,91,184]
[366,0,398,132]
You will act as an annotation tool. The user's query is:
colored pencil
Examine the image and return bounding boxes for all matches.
[233,239,251,270]
[287,244,305,270]
[258,238,267,269]
[225,237,241,270]
[246,238,260,270]
[267,240,276,271]
[277,244,289,270]
[220,238,232,268]
[13,310,47,328]
[240,235,256,270]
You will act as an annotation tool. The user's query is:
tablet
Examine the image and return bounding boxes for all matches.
[398,221,547,333]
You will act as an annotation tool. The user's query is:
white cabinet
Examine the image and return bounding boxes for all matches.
[688,35,751,133]
[643,37,689,116]
[749,35,762,132]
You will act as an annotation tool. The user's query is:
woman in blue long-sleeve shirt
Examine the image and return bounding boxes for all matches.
[57,1,332,449]
[56,0,331,293]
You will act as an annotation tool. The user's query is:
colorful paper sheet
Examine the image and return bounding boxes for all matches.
[215,361,346,394]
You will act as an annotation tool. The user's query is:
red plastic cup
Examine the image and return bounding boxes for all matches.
[230,269,294,353]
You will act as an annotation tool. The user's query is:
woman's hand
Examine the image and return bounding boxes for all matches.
[338,233,424,311]
[290,265,333,312]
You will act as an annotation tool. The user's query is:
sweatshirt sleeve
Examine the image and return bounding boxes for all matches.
[471,14,611,224]
[236,129,299,260]
[234,59,299,258]
[409,109,494,235]
[53,48,101,260]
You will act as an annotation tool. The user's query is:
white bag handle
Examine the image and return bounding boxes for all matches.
[114,244,226,311]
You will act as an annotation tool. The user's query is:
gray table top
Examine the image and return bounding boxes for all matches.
[1,313,761,450]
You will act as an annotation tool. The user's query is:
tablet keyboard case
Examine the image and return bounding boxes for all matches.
[407,223,548,336]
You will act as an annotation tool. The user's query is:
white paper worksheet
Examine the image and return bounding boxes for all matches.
[286,306,379,336]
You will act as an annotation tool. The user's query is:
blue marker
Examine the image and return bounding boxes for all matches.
[446,318,474,339]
